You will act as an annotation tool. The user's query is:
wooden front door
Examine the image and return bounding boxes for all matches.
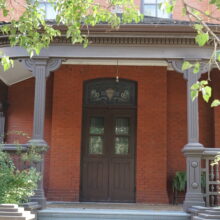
[81,108,136,202]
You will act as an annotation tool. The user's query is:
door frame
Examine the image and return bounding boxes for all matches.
[79,78,137,202]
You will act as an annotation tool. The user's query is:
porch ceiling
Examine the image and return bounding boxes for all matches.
[0,60,32,85]
[0,59,169,86]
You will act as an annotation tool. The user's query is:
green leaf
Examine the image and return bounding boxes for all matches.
[200,80,208,86]
[211,99,220,107]
[193,62,200,74]
[194,24,203,32]
[202,86,212,103]
[195,32,209,46]
[191,90,199,101]
[182,61,192,71]
[1,56,14,71]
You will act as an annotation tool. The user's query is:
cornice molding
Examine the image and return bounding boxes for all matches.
[0,35,213,47]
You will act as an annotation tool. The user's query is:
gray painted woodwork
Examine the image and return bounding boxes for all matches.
[171,60,210,211]
[0,112,5,143]
[1,45,214,60]
[23,58,61,146]
[22,58,62,208]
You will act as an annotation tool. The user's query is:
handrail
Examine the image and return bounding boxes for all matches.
[1,144,29,151]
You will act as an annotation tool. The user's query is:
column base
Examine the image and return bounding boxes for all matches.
[30,190,46,209]
[183,192,205,212]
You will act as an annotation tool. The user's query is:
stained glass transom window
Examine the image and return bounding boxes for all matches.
[84,79,136,106]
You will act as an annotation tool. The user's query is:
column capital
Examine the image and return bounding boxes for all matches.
[22,57,62,77]
[170,60,210,80]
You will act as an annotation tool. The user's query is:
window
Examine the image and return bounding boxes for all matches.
[38,1,56,20]
[142,0,171,18]
[84,79,136,106]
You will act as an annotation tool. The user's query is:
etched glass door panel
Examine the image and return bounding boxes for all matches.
[115,118,130,155]
[89,117,104,154]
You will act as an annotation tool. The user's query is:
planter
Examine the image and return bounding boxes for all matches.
[0,204,35,220]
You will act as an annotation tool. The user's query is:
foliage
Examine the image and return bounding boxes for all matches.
[172,171,206,192]
[172,171,186,192]
[0,0,142,70]
[0,136,42,204]
[211,155,220,166]
[162,0,220,107]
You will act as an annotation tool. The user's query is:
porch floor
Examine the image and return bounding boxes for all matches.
[38,203,189,220]
[46,202,183,211]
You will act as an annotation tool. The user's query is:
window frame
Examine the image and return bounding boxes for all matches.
[141,0,172,19]
[38,0,56,20]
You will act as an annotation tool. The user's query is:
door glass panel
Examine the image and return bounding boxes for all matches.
[115,118,129,135]
[90,117,104,134]
[115,137,129,155]
[89,136,103,154]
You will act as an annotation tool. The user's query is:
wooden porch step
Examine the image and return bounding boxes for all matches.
[38,208,190,220]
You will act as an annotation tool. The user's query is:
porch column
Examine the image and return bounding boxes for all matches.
[172,60,209,211]
[23,58,62,208]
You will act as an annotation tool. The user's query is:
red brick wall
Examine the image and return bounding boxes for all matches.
[167,71,187,202]
[6,64,215,204]
[46,65,169,203]
[211,70,220,147]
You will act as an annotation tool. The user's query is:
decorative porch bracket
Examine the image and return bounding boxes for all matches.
[22,57,62,208]
[171,60,210,211]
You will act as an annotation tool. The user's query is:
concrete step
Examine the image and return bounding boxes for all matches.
[38,208,191,220]
[0,211,31,216]
[192,217,220,220]
[0,204,35,220]
[0,208,24,213]
[205,210,220,215]
[198,213,220,219]
[0,212,23,216]
[0,205,18,209]
[0,215,35,220]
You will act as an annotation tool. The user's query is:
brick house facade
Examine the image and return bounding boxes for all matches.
[0,0,219,209]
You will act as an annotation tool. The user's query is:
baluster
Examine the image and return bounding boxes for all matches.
[211,193,215,206]
[206,158,210,206]
[216,164,219,180]
[211,161,214,181]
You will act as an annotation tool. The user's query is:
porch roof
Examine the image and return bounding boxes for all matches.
[0,16,217,85]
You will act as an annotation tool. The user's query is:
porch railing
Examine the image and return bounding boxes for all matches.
[1,144,29,165]
[201,148,220,207]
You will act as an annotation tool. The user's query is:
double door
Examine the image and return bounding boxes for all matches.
[81,108,136,202]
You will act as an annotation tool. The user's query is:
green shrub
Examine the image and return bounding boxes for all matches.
[172,171,206,192]
[0,149,40,204]
[172,171,187,192]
